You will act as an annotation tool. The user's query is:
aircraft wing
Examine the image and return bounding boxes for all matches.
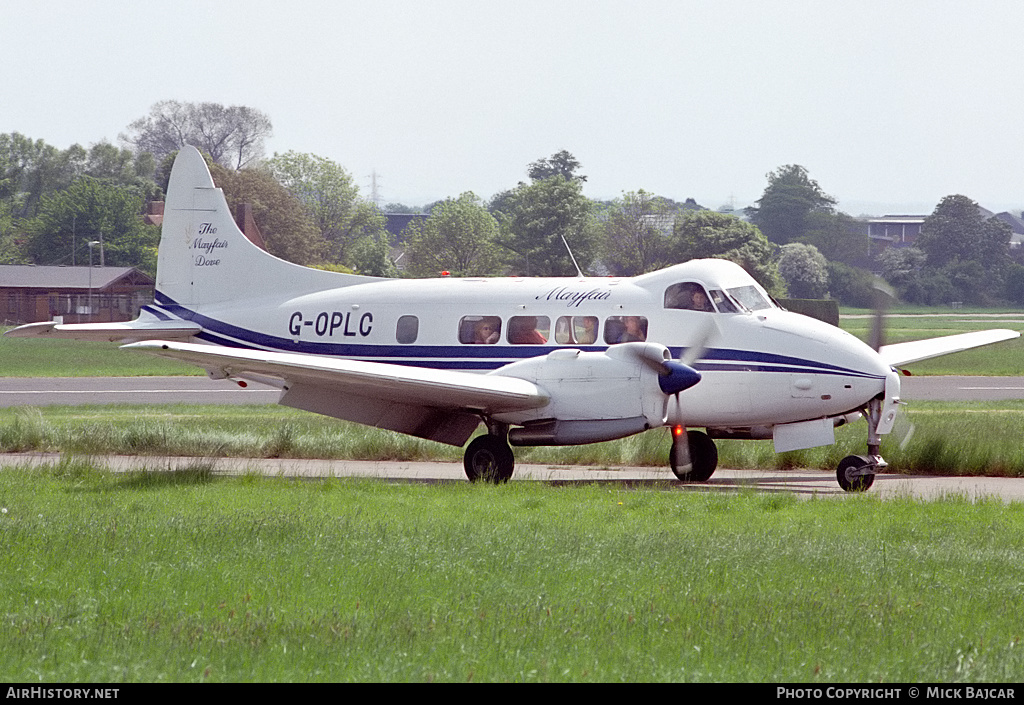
[879,329,1020,368]
[122,340,550,446]
[4,320,202,343]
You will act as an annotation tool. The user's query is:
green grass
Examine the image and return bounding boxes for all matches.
[1,461,1023,682]
[4,402,1024,478]
[0,330,202,377]
[838,311,1024,376]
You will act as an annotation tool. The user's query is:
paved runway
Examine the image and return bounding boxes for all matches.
[3,375,1024,406]
[3,376,1023,502]
[0,376,281,407]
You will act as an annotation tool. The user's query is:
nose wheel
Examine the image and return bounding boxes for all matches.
[836,454,877,492]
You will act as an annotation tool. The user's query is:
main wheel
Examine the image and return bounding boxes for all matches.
[670,429,718,482]
[463,435,515,483]
[836,454,875,492]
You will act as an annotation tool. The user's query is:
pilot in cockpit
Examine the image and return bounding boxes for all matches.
[665,283,714,312]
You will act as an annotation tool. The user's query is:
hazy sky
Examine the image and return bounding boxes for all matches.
[5,0,1024,215]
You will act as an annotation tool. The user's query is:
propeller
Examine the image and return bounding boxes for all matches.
[869,277,915,452]
[663,318,720,478]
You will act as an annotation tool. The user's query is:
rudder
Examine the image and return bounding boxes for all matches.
[156,146,367,308]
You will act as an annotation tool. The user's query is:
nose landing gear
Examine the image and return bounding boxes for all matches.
[836,395,891,492]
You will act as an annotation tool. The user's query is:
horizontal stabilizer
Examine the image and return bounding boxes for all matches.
[880,329,1019,368]
[4,320,202,343]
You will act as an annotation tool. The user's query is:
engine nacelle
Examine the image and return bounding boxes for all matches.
[490,343,697,445]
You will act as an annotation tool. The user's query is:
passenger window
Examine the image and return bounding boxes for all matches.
[396,315,419,344]
[665,282,714,312]
[507,316,550,344]
[554,316,599,345]
[604,316,648,344]
[459,315,501,344]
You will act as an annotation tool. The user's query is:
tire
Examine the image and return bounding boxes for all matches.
[836,454,875,492]
[670,429,718,482]
[463,435,515,483]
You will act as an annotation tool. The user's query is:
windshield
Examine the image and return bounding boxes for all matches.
[726,285,774,311]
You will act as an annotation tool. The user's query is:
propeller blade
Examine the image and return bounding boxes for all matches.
[892,403,916,451]
[680,318,719,367]
[670,425,692,475]
[870,278,896,352]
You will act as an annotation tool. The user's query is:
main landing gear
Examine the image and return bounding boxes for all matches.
[463,433,515,483]
[462,426,723,485]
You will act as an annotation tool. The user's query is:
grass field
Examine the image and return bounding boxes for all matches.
[3,313,1024,683]
[1,460,1023,682]
[0,332,202,377]
[839,311,1024,376]
[4,401,1024,478]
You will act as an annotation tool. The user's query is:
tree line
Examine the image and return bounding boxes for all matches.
[2,101,1021,306]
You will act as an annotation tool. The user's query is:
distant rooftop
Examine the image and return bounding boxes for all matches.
[0,265,153,290]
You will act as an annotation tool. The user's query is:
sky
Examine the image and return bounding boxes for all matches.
[4,0,1024,216]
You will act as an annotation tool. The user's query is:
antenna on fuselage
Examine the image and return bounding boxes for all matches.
[560,234,585,278]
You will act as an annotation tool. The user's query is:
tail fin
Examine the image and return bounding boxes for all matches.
[157,146,375,308]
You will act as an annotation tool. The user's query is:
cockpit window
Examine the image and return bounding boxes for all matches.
[726,285,774,311]
[709,289,739,313]
[664,283,714,312]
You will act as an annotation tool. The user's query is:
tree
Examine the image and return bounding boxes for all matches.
[0,133,83,218]
[670,210,784,295]
[25,176,158,272]
[878,246,926,291]
[494,176,598,276]
[527,150,586,183]
[209,163,324,265]
[746,164,836,245]
[889,195,1015,305]
[827,261,876,308]
[778,243,829,299]
[916,195,1011,271]
[404,192,504,277]
[348,230,398,278]
[797,211,869,266]
[1004,263,1024,305]
[0,201,27,264]
[265,151,385,267]
[122,101,272,169]
[600,189,675,276]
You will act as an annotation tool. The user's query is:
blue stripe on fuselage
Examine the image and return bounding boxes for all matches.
[154,290,885,379]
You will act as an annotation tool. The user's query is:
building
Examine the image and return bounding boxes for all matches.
[865,215,927,250]
[1,265,154,325]
[993,211,1024,248]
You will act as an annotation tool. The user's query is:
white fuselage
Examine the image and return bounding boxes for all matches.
[144,259,891,431]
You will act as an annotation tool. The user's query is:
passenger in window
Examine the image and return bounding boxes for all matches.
[472,318,501,344]
[507,316,547,344]
[617,316,647,343]
[574,316,598,344]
